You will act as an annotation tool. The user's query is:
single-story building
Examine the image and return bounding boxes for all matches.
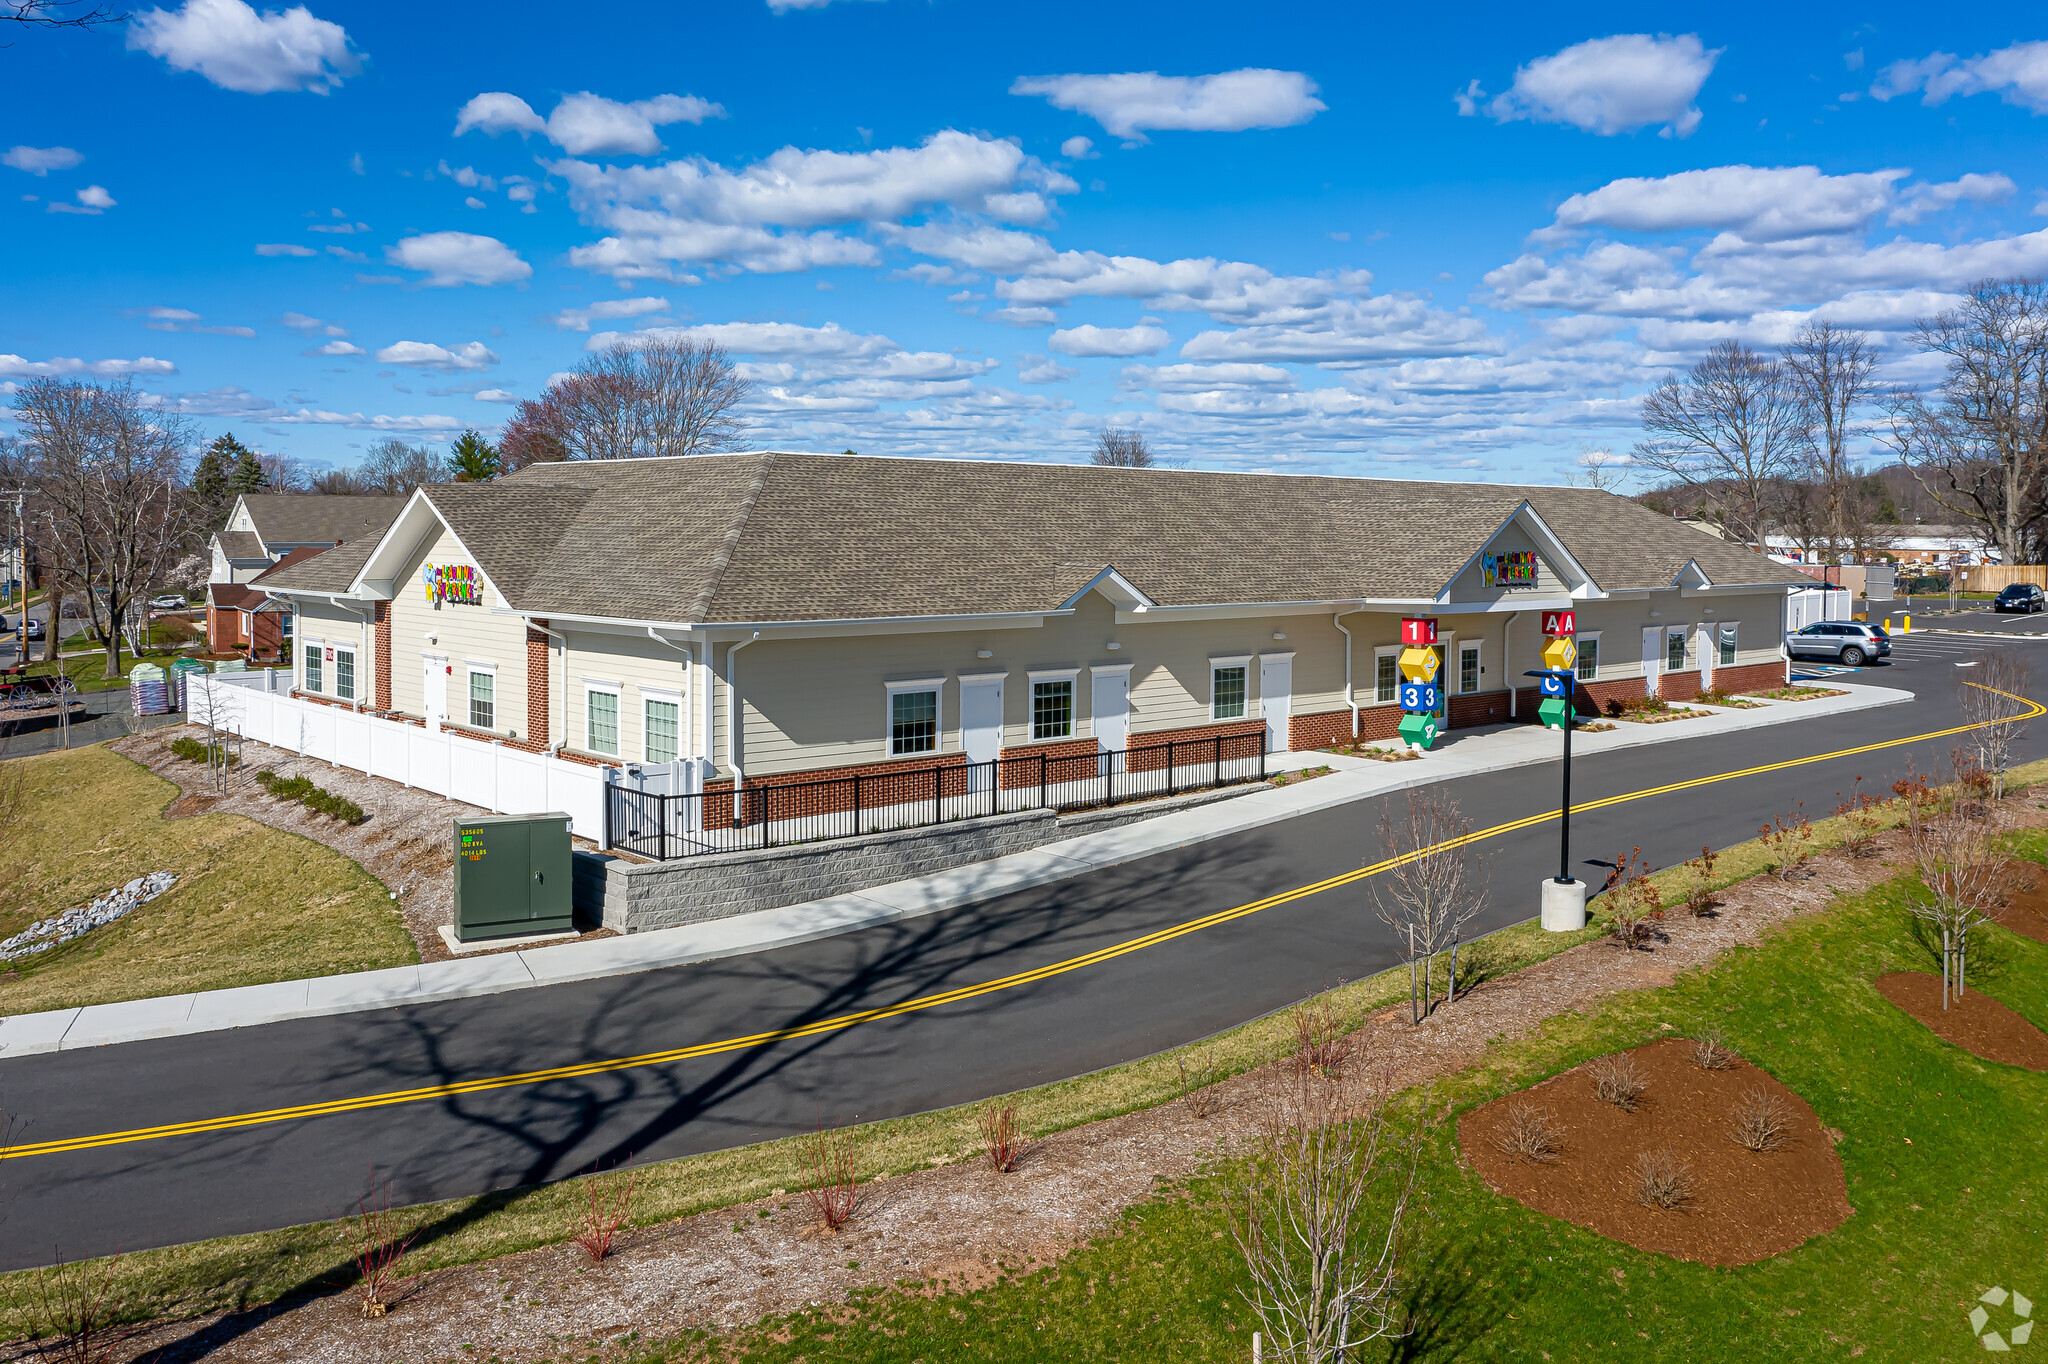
[206,492,406,656]
[257,453,1809,796]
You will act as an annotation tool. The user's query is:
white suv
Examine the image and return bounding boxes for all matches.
[1785,621,1890,666]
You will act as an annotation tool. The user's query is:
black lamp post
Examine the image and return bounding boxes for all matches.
[1526,666,1584,927]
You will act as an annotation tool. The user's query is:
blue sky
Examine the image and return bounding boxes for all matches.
[4,1,2047,483]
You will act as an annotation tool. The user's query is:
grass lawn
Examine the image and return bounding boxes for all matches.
[651,854,2048,1364]
[0,746,416,1015]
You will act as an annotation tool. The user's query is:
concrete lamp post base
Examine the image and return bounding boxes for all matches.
[1541,877,1588,932]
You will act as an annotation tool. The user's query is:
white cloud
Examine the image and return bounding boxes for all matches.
[1872,41,2048,114]
[128,0,359,95]
[1047,323,1170,357]
[473,388,518,403]
[280,311,345,334]
[255,241,316,256]
[1060,136,1095,159]
[1545,166,1909,242]
[464,196,486,210]
[455,90,726,156]
[1016,355,1076,383]
[555,130,1072,279]
[1888,172,2017,224]
[49,184,115,214]
[125,305,255,336]
[548,296,671,331]
[1124,363,1298,393]
[3,146,83,175]
[1177,296,1502,365]
[385,232,531,287]
[1011,69,1325,142]
[1466,34,1719,138]
[0,354,178,377]
[766,0,880,11]
[989,305,1058,326]
[374,340,499,372]
[988,249,1377,327]
[304,339,365,356]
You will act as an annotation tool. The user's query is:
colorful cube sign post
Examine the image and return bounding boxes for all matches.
[1537,609,1576,730]
[1397,618,1441,749]
[1537,670,1573,730]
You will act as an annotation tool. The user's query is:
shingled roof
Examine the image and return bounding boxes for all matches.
[267,453,1810,621]
[239,494,408,548]
[256,526,386,594]
[213,529,266,562]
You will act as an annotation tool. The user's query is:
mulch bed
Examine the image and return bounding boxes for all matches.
[1874,971,2048,1071]
[1458,1038,1853,1266]
[1993,861,2048,947]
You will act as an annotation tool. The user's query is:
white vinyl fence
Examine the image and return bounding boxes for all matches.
[209,670,613,841]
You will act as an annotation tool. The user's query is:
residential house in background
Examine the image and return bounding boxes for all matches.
[206,493,405,656]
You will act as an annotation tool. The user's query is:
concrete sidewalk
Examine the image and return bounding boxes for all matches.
[0,681,1911,1057]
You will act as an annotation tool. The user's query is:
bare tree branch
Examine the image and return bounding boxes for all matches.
[2,0,125,31]
[1091,428,1154,467]
[1371,789,1487,1023]
[1631,339,1809,547]
[504,338,752,466]
[1781,321,1880,561]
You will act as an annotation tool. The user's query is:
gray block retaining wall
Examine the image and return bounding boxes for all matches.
[571,782,1264,933]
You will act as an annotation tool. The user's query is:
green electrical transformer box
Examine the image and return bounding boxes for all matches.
[451,812,574,942]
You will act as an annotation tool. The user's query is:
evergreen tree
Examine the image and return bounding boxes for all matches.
[446,429,502,482]
[191,433,248,531]
[228,439,267,497]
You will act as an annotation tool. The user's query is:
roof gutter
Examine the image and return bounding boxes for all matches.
[726,631,761,789]
[1332,604,1364,740]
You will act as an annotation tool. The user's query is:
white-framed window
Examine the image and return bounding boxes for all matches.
[1210,655,1250,720]
[1576,632,1602,682]
[1027,669,1077,741]
[303,639,323,692]
[1373,647,1399,704]
[585,681,621,755]
[885,678,943,757]
[1666,627,1688,672]
[1459,642,1481,694]
[1718,622,1739,667]
[467,664,496,731]
[643,690,680,764]
[333,646,356,702]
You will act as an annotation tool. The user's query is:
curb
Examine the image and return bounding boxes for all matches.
[0,681,1912,1058]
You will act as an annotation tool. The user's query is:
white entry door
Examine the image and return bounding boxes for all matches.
[422,653,448,730]
[960,677,1003,787]
[1641,626,1662,698]
[1259,654,1293,754]
[1696,624,1714,689]
[1092,668,1130,773]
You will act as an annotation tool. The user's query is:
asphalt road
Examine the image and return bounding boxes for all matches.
[2,619,2045,1270]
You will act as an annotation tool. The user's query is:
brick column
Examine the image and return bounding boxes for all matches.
[526,621,552,748]
[373,601,393,711]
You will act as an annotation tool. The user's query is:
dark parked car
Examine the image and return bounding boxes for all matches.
[1785,621,1891,666]
[1994,583,2045,613]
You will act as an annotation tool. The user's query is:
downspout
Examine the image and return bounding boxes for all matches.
[726,631,761,788]
[645,626,698,757]
[1333,604,1363,739]
[1503,610,1520,719]
[526,618,569,751]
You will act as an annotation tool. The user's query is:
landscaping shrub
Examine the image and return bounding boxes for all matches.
[1175,1056,1220,1119]
[1759,804,1815,878]
[1834,778,1883,858]
[1605,846,1664,950]
[570,1168,640,1265]
[1730,1088,1793,1153]
[1491,1101,1563,1164]
[349,1185,416,1319]
[1590,1053,1645,1111]
[1690,1033,1737,1071]
[253,769,366,825]
[1682,846,1720,916]
[1290,997,1353,1076]
[977,1102,1027,1174]
[799,1123,860,1233]
[1631,1147,1693,1210]
[31,1253,122,1364]
[168,736,236,768]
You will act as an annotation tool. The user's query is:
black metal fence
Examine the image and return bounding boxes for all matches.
[606,730,1267,861]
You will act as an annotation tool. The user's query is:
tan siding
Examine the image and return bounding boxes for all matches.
[1448,523,1569,602]
[561,629,695,761]
[291,599,368,698]
[385,521,531,737]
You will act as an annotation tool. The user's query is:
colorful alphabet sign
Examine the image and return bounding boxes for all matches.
[1398,681,1441,712]
[1541,635,1578,672]
[1541,610,1576,637]
[1483,549,1538,588]
[423,563,482,607]
[1398,712,1439,749]
[1537,669,1572,698]
[1398,646,1440,685]
[1400,617,1438,646]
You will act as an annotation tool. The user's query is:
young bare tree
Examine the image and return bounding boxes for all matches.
[1371,790,1487,1023]
[504,337,752,465]
[1902,778,2006,1009]
[1959,651,2034,799]
[1631,340,1810,547]
[11,378,196,679]
[357,438,447,495]
[1781,321,1881,561]
[1236,1046,1423,1363]
[1565,446,1631,492]
[1879,278,2048,564]
[1091,427,1154,467]
[184,671,242,793]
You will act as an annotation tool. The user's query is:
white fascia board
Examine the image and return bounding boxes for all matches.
[262,586,371,604]
[1414,597,1580,615]
[1112,599,1365,626]
[1058,565,1154,611]
[1671,559,1713,589]
[1433,502,1601,604]
[348,490,510,609]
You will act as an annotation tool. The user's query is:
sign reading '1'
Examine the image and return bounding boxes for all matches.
[1397,617,1442,752]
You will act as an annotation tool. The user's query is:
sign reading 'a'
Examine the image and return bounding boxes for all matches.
[1541,609,1576,637]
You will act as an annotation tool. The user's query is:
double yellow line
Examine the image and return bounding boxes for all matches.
[5,685,2039,1165]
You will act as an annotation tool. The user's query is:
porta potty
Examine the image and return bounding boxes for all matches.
[451,812,574,942]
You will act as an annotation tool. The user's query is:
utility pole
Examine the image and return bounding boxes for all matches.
[2,488,26,665]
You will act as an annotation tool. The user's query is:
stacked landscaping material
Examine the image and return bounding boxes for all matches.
[168,656,209,711]
[0,871,178,962]
[131,663,172,715]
